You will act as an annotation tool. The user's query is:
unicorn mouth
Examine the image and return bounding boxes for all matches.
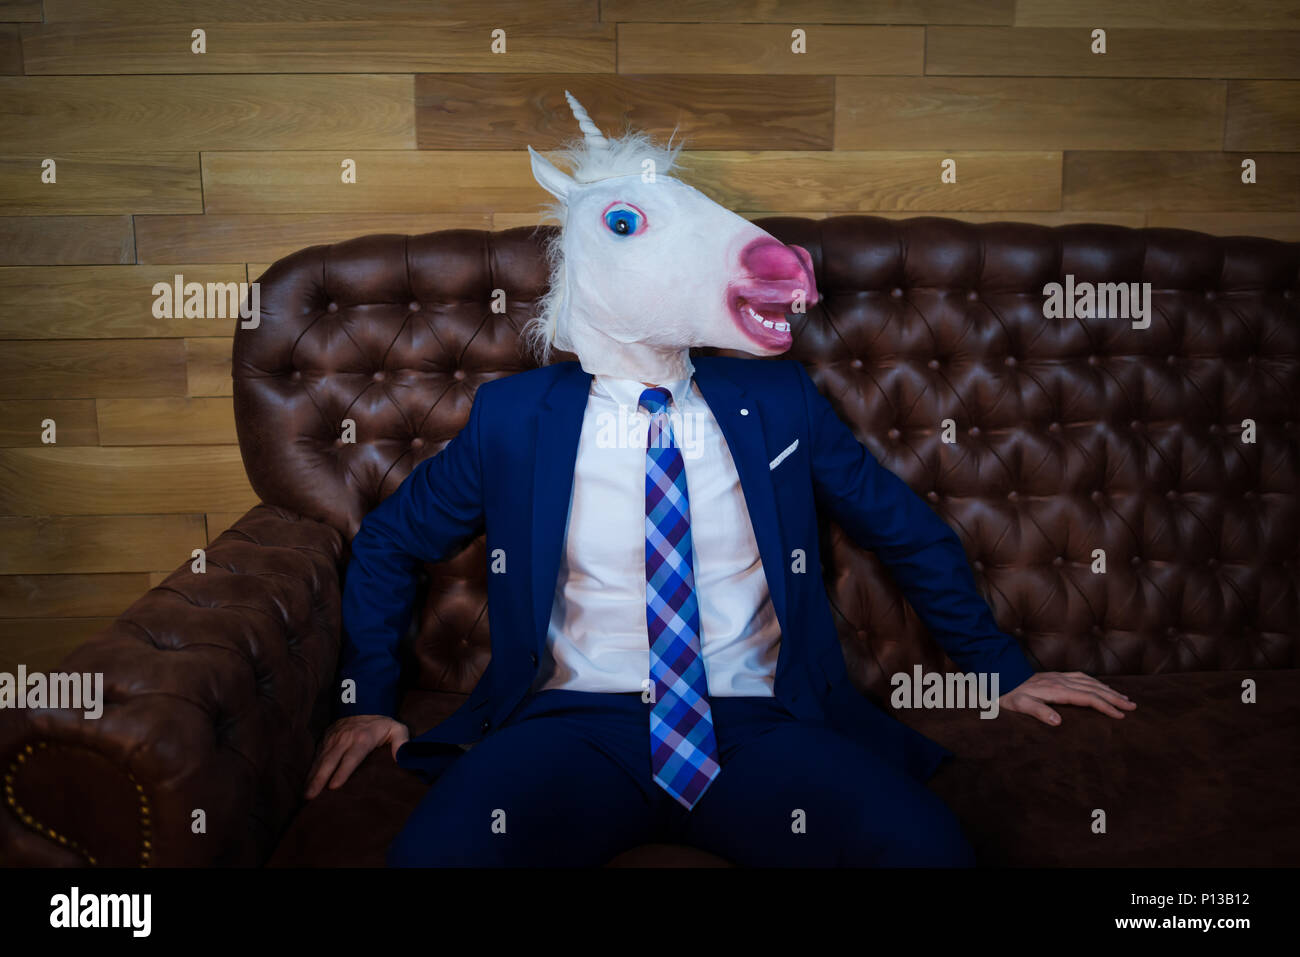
[731,294,795,351]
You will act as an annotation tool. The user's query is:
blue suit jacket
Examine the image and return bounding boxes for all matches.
[338,356,1036,783]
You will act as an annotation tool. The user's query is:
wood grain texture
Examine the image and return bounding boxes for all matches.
[0,0,40,21]
[0,446,257,515]
[0,216,135,266]
[416,75,834,149]
[0,23,20,74]
[0,620,117,673]
[0,265,246,339]
[618,24,923,74]
[185,338,234,397]
[97,398,237,446]
[42,0,596,22]
[0,574,152,618]
[0,76,415,151]
[21,21,615,74]
[133,213,491,264]
[0,340,188,400]
[0,401,98,447]
[602,0,1014,24]
[1013,0,1300,30]
[927,28,1300,79]
[0,514,206,574]
[201,149,1061,213]
[0,154,202,216]
[1145,211,1300,241]
[684,151,1061,211]
[836,77,1225,150]
[1064,152,1300,210]
[200,150,560,213]
[1226,81,1300,150]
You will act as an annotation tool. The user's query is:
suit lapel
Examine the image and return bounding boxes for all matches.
[692,361,791,651]
[529,362,592,656]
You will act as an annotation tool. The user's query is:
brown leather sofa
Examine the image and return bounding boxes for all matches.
[3,216,1297,867]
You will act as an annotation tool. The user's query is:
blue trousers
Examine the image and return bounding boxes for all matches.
[387,688,975,867]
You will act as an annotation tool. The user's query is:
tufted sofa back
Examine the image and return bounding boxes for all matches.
[234,217,1299,700]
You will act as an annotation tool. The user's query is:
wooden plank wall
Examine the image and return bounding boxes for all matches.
[1,0,1297,671]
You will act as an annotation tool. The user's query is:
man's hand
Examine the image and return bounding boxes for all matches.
[1000,671,1136,726]
[304,715,410,799]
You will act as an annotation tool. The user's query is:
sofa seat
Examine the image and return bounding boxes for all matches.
[267,669,1299,867]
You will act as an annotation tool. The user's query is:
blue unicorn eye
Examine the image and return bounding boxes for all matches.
[604,206,643,237]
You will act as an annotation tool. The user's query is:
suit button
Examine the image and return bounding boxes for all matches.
[480,718,490,733]
[529,651,538,666]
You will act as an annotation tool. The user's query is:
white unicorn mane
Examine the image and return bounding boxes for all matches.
[523,113,688,366]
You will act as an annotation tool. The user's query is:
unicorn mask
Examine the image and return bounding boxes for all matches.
[525,92,820,384]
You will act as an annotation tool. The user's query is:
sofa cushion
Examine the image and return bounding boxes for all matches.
[269,671,1298,867]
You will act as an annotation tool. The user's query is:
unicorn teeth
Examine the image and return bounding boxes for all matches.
[743,304,790,332]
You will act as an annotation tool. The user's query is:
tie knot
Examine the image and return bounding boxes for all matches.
[638,386,672,415]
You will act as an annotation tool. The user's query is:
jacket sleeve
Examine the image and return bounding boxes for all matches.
[337,387,488,719]
[795,362,1036,691]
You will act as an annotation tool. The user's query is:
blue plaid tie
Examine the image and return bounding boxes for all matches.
[640,386,721,810]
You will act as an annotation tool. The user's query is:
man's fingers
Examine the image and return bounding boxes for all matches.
[1056,688,1126,718]
[388,724,410,760]
[1018,696,1062,726]
[1062,676,1136,710]
[326,741,375,791]
[305,737,346,799]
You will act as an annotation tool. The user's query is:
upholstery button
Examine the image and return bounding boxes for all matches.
[1130,555,1141,565]
[1007,490,1018,500]
[973,560,984,571]
[1004,356,1017,367]
[926,490,939,502]
[1087,355,1098,366]
[1244,490,1256,499]
[1166,355,1177,365]
[326,302,338,313]
[1053,556,1065,566]
[372,371,385,382]
[453,369,466,380]
[1091,624,1102,634]
[1247,355,1257,364]
[890,287,903,298]
[850,358,863,369]
[1205,290,1216,300]
[969,425,980,437]
[409,301,421,311]
[1207,557,1218,567]
[1165,489,1177,500]
[1090,490,1103,502]
[1130,419,1142,430]
[1013,626,1025,637]
[290,370,301,381]
[1048,421,1060,432]
[928,358,940,369]
[966,290,978,301]
[1209,423,1221,434]
[887,427,900,439]
[410,437,424,449]
[1166,626,1177,636]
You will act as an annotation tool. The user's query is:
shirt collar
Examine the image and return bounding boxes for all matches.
[592,367,694,411]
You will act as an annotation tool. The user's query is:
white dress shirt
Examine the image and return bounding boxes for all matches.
[531,365,782,697]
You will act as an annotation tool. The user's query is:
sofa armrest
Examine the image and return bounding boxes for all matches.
[0,504,346,866]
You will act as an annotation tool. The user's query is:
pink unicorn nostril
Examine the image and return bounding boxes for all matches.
[740,238,806,280]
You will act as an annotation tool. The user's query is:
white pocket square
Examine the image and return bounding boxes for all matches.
[769,439,799,471]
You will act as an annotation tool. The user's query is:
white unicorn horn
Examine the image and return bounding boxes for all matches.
[564,90,610,152]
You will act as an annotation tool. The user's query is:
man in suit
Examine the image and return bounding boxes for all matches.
[303,93,1134,866]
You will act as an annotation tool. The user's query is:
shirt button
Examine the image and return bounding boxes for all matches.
[740,408,749,416]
